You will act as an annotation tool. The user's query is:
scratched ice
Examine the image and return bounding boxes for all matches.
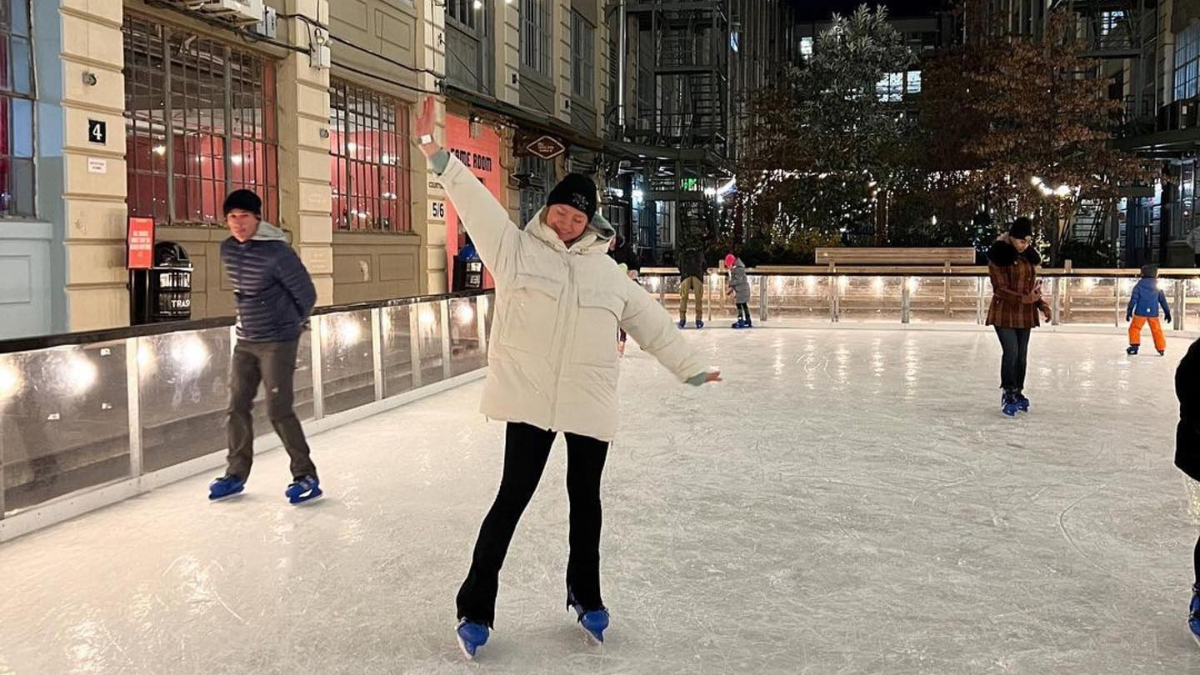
[1,328,1197,674]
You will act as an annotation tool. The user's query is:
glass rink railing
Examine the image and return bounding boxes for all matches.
[0,291,493,534]
[639,267,1200,329]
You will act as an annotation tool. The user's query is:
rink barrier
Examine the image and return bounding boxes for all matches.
[0,290,494,543]
[640,267,1200,331]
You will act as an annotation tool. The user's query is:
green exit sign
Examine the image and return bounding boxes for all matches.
[682,178,699,191]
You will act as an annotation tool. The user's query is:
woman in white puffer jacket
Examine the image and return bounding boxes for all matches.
[412,98,721,658]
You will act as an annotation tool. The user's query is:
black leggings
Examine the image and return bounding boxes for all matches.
[737,303,751,322]
[1194,534,1200,588]
[456,422,610,627]
[994,327,1031,394]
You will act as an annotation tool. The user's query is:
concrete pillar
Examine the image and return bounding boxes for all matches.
[556,0,571,122]
[597,0,610,134]
[1161,0,1176,107]
[418,0,448,294]
[279,0,334,305]
[59,0,129,330]
[501,126,521,224]
[499,0,520,106]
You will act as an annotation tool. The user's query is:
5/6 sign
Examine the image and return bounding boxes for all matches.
[429,200,446,221]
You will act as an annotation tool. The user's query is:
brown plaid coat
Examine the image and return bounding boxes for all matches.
[985,239,1049,329]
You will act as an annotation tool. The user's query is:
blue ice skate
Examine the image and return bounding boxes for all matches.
[208,475,245,501]
[678,319,687,329]
[1127,344,1139,355]
[1001,393,1020,417]
[567,590,610,644]
[1190,586,1200,647]
[695,320,704,330]
[731,318,746,329]
[285,476,322,504]
[456,620,489,659]
[1014,392,1030,412]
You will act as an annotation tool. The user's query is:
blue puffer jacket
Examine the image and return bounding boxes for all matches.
[1127,277,1171,320]
[220,221,317,342]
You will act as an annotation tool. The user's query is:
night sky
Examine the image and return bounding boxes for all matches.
[791,0,952,20]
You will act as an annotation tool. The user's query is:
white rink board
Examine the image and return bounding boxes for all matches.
[1,328,1198,674]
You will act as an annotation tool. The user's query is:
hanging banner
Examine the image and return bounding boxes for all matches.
[127,217,155,270]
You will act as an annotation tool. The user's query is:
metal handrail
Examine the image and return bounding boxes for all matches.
[0,289,492,355]
[639,266,1200,278]
[0,290,495,537]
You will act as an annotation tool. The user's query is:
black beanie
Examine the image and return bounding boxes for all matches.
[1008,217,1033,240]
[223,189,262,217]
[546,174,598,221]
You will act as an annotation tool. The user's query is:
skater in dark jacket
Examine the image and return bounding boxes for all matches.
[677,246,707,329]
[210,189,322,504]
[1176,339,1200,644]
[986,217,1052,416]
[607,231,641,278]
[608,233,641,355]
[1126,264,1172,356]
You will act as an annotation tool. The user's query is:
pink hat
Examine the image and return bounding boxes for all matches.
[724,254,736,268]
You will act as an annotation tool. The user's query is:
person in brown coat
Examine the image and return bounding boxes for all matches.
[986,217,1052,416]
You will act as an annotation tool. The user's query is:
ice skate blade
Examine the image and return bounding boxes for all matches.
[457,633,478,660]
[288,487,323,505]
[578,621,604,646]
[208,487,244,502]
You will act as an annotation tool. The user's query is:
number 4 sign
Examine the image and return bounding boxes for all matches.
[88,119,107,145]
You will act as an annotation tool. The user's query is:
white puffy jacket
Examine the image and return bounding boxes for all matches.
[439,154,709,441]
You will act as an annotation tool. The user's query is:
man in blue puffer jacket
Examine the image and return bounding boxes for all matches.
[209,189,322,504]
[1126,264,1172,356]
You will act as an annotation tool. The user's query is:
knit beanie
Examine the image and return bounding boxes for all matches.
[223,189,262,218]
[546,174,598,221]
[1008,217,1033,240]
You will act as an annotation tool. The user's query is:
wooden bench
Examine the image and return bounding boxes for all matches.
[815,248,977,266]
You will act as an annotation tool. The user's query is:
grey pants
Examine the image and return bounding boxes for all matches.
[994,327,1031,394]
[226,339,317,482]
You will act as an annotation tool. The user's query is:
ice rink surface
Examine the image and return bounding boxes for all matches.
[2,327,1198,675]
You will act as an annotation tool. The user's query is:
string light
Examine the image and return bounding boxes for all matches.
[171,336,210,375]
[455,302,476,325]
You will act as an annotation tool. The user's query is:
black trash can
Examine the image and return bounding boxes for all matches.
[132,242,193,324]
[452,242,484,292]
[150,242,192,321]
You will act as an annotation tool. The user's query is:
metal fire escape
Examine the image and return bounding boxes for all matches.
[603,0,732,261]
[1048,0,1158,257]
[627,0,730,158]
[1052,0,1157,131]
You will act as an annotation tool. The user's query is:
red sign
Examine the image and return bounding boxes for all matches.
[445,114,503,290]
[127,217,155,270]
[525,135,566,160]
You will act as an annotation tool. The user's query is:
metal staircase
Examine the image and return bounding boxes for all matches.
[628,0,730,156]
[1069,199,1109,245]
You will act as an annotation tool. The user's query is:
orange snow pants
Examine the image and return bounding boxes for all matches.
[1129,316,1166,352]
